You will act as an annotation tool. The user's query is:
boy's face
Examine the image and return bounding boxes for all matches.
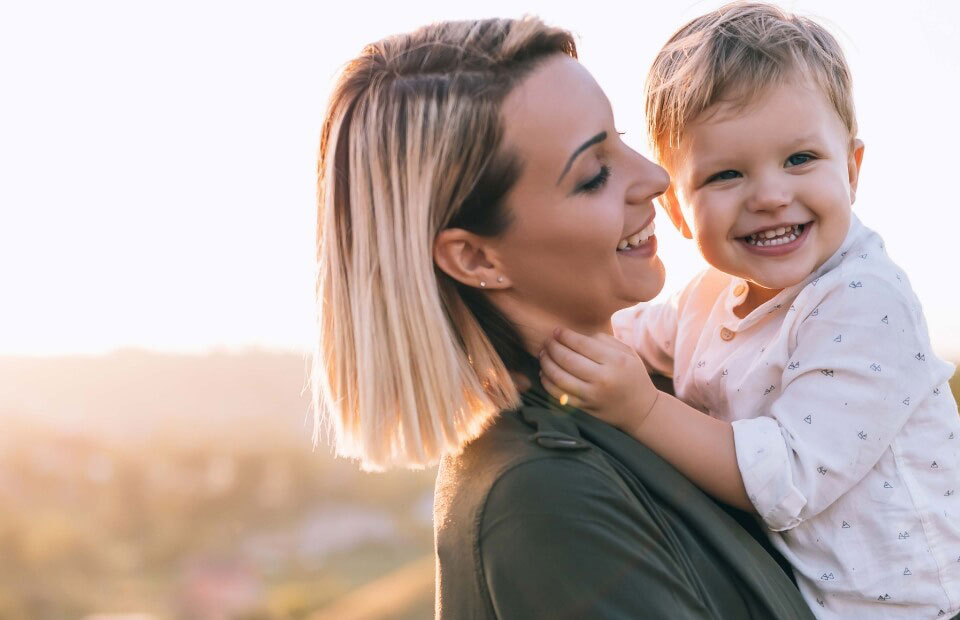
[665,79,864,292]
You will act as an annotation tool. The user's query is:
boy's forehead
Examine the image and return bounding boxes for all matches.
[682,79,849,151]
[692,76,820,125]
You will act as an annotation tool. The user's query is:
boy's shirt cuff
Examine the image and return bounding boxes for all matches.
[732,416,807,531]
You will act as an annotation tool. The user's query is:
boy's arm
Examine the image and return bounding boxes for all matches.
[625,389,754,511]
[540,329,753,511]
[729,277,954,530]
[541,275,954,521]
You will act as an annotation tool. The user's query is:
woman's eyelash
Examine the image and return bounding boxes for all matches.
[579,165,611,193]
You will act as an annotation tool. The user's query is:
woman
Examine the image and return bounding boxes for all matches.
[314,17,815,619]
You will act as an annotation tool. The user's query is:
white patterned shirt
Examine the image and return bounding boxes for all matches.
[613,215,960,619]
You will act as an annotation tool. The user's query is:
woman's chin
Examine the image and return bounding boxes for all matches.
[624,256,666,304]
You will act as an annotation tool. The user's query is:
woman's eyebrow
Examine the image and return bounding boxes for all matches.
[556,131,607,184]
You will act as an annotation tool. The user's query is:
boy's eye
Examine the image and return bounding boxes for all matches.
[578,165,611,193]
[786,153,815,167]
[705,170,741,183]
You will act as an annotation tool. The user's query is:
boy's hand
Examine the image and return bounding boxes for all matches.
[539,327,659,432]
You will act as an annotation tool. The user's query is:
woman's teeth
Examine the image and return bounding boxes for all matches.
[744,223,804,246]
[617,221,656,251]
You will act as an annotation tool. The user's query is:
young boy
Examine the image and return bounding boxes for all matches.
[539,3,960,618]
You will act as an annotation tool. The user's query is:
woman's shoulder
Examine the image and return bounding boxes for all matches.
[434,404,816,619]
[434,407,628,531]
[434,404,644,563]
[434,407,673,618]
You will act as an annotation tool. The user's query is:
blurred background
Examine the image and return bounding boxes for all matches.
[1,0,957,618]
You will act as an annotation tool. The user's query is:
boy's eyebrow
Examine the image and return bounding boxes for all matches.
[784,132,823,148]
[557,131,607,184]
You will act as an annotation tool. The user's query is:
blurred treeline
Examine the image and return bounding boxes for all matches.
[0,351,956,619]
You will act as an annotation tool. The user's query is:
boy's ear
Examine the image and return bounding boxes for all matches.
[433,228,508,289]
[848,139,865,204]
[662,186,693,239]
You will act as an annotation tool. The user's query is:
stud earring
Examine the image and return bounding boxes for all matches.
[496,276,504,283]
[479,281,486,288]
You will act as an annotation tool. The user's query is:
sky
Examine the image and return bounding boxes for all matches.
[2,0,958,357]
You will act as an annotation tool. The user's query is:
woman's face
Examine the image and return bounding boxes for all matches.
[492,55,669,335]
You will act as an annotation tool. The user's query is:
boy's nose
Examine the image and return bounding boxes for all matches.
[745,176,791,213]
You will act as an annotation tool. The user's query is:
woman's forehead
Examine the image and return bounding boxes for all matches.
[500,56,613,172]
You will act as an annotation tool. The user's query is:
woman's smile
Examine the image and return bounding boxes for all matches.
[617,218,658,258]
[494,55,669,329]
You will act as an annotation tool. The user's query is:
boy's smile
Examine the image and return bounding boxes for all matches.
[665,78,864,311]
[741,222,809,255]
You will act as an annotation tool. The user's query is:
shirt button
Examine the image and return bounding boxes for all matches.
[720,327,735,341]
[733,283,747,297]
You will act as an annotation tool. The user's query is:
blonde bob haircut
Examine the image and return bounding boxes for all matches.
[314,18,577,469]
[646,1,857,169]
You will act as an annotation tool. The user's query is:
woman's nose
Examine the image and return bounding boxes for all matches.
[627,153,670,204]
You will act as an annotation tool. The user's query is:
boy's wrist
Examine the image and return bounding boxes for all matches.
[627,390,661,439]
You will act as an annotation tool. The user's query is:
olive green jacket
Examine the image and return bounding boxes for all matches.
[434,386,816,619]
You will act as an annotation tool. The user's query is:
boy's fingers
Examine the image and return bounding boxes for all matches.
[540,374,580,409]
[540,351,591,400]
[554,327,612,364]
[594,333,645,370]
[540,372,562,400]
[596,332,635,353]
[544,337,602,380]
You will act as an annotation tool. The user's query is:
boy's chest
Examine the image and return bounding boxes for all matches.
[674,311,795,422]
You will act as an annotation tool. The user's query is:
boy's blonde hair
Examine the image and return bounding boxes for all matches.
[314,18,576,470]
[646,2,856,167]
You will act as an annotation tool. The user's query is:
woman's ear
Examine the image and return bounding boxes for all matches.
[433,228,509,289]
[662,188,693,239]
[848,139,865,204]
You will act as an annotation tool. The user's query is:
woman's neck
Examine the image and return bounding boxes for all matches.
[495,298,613,359]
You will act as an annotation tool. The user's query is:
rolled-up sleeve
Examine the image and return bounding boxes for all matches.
[732,417,808,530]
[732,276,951,531]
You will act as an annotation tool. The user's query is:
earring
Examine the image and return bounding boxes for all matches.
[479,281,486,288]
[496,276,504,283]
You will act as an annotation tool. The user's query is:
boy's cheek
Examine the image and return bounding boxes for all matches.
[687,208,718,249]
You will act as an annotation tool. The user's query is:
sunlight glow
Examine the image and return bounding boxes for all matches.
[2,0,957,358]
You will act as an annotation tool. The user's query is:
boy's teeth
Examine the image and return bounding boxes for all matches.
[745,224,802,246]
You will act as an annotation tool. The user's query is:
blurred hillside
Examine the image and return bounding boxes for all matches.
[0,350,314,451]
[0,350,436,619]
